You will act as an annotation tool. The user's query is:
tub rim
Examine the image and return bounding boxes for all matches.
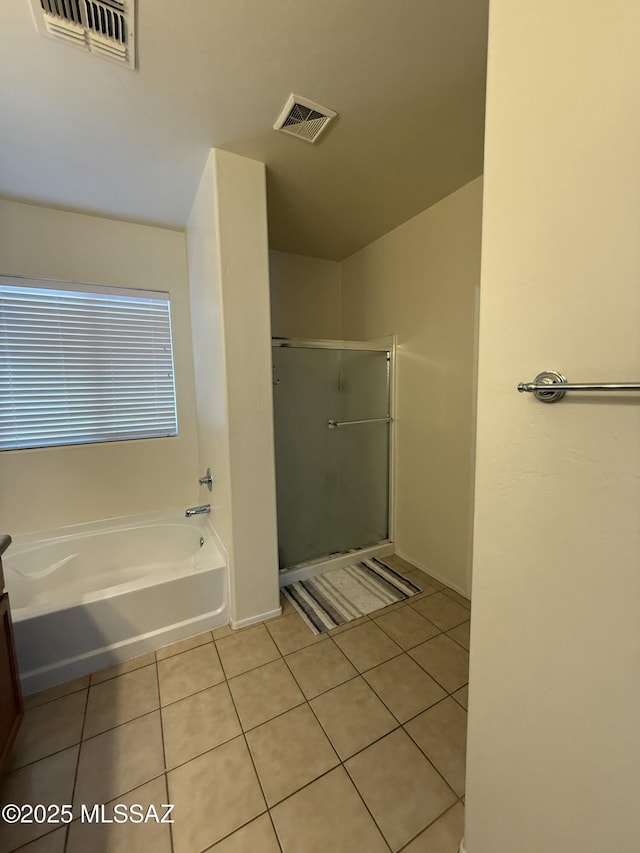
[5,508,227,621]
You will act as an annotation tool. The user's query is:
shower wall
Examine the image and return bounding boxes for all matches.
[269,178,482,596]
[341,178,482,596]
[269,250,342,339]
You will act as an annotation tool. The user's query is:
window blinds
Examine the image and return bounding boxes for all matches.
[0,278,178,450]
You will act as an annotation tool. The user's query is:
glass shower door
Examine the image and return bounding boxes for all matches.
[333,348,390,556]
[272,343,390,570]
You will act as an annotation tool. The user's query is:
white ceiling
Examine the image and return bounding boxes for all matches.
[0,0,488,260]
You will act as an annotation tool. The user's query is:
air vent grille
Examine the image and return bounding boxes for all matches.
[31,0,135,69]
[274,94,337,144]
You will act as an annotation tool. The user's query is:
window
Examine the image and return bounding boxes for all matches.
[0,277,178,450]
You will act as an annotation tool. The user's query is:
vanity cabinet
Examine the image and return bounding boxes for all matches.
[0,535,23,778]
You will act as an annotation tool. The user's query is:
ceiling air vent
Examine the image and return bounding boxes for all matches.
[273,94,337,144]
[30,0,136,69]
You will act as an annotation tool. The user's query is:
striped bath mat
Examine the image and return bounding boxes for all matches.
[282,558,421,634]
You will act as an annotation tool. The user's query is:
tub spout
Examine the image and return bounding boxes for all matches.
[185,504,211,517]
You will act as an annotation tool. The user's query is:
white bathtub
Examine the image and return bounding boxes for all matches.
[4,509,228,694]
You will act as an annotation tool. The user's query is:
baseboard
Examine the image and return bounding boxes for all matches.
[230,606,282,630]
[394,548,471,599]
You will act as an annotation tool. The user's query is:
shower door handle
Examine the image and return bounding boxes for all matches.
[327,417,391,429]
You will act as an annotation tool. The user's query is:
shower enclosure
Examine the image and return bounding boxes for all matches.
[272,338,394,574]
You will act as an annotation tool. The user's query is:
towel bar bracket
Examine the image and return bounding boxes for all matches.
[518,370,568,403]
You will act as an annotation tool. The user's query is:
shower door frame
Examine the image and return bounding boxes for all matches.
[272,335,396,586]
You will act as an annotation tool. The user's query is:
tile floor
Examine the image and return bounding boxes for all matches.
[0,555,470,853]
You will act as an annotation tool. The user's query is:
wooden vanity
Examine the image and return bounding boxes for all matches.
[0,535,23,778]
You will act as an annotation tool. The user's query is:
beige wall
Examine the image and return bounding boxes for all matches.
[341,178,482,595]
[269,250,342,339]
[0,199,199,534]
[187,150,280,627]
[465,3,640,851]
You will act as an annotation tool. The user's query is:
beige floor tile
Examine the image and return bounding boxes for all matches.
[401,571,442,598]
[13,828,68,853]
[386,557,445,592]
[90,651,156,685]
[205,813,280,852]
[73,712,164,809]
[246,704,339,806]
[158,643,224,705]
[446,621,471,651]
[364,654,446,723]
[346,729,456,851]
[162,682,241,769]
[452,685,468,710]
[381,553,418,574]
[228,659,304,731]
[411,593,470,632]
[66,775,171,853]
[83,664,159,738]
[332,621,402,672]
[410,635,469,694]
[168,736,265,853]
[0,746,78,853]
[402,802,465,852]
[23,675,90,710]
[411,568,446,591]
[442,586,471,610]
[10,690,86,769]
[441,588,471,610]
[279,593,296,615]
[271,766,389,853]
[406,698,468,795]
[265,612,324,656]
[212,623,234,640]
[285,640,357,698]
[156,630,213,661]
[216,623,281,678]
[374,606,440,649]
[310,676,397,759]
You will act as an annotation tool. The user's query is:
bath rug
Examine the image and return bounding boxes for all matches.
[281,558,421,634]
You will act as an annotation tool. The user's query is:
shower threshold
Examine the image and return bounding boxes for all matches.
[278,540,394,587]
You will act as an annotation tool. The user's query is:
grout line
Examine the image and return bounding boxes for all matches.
[445,625,471,653]
[15,556,468,853]
[155,634,217,667]
[396,800,464,852]
[21,682,89,711]
[279,641,394,852]
[7,824,69,853]
[52,770,170,853]
[401,699,466,799]
[89,651,157,687]
[63,682,90,853]
[223,667,284,853]
[153,647,174,853]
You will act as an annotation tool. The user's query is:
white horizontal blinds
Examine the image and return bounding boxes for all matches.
[0,279,178,450]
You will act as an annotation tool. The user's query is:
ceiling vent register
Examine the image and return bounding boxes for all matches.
[273,94,337,143]
[30,0,136,69]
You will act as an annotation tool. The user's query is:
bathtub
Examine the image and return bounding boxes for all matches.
[4,509,228,694]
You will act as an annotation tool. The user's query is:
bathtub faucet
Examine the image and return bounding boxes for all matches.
[185,504,211,518]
